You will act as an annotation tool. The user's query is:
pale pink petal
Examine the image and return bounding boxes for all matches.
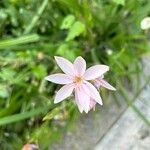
[22,144,39,150]
[93,79,101,88]
[97,79,116,91]
[93,75,104,87]
[45,73,73,84]
[83,81,103,105]
[54,84,74,103]
[74,56,86,76]
[75,89,83,113]
[75,86,90,113]
[84,65,109,80]
[89,99,96,110]
[30,144,39,149]
[55,56,75,76]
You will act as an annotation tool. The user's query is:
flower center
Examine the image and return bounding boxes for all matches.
[74,76,83,84]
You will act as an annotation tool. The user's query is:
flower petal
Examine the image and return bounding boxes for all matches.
[83,81,103,105]
[84,65,109,80]
[55,56,75,76]
[54,84,74,103]
[75,89,83,113]
[97,79,116,91]
[22,144,39,150]
[89,99,96,110]
[75,86,90,113]
[74,56,86,76]
[45,73,73,84]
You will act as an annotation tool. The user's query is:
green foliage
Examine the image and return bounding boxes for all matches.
[60,15,75,29]
[113,0,125,5]
[0,34,39,49]
[0,0,150,149]
[56,43,77,60]
[66,21,86,41]
[0,106,49,126]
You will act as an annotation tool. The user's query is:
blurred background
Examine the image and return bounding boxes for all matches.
[0,0,150,150]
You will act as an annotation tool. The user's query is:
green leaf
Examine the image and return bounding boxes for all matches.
[0,34,40,49]
[24,0,49,34]
[113,0,125,5]
[66,21,86,41]
[60,14,75,29]
[0,106,50,126]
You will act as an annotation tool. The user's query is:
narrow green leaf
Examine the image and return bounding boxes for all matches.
[24,0,49,34]
[0,34,40,49]
[0,106,49,126]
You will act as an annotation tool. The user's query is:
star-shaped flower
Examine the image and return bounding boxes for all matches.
[45,56,116,113]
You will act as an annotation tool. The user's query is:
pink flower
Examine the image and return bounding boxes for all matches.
[94,75,116,91]
[22,144,39,150]
[45,56,115,113]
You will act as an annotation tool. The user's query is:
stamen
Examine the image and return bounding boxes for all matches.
[74,76,83,84]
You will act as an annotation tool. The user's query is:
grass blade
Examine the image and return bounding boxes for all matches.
[0,34,40,49]
[0,106,49,126]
